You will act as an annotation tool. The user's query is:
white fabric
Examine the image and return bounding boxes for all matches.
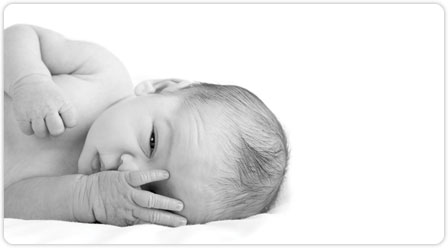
[4,214,280,244]
[4,182,293,244]
[3,159,294,244]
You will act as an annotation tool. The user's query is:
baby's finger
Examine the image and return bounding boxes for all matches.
[17,120,34,135]
[132,189,184,211]
[31,118,48,138]
[133,207,187,227]
[126,170,170,187]
[59,102,77,128]
[45,112,65,136]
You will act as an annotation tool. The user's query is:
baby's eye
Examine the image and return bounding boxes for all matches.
[149,128,156,157]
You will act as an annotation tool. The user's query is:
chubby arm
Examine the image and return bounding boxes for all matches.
[4,24,123,95]
[4,174,86,222]
[4,24,49,96]
[5,170,187,227]
[4,24,132,137]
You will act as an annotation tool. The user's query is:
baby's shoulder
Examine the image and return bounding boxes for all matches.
[53,72,133,123]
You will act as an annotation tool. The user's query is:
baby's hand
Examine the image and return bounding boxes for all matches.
[81,170,187,227]
[11,74,77,137]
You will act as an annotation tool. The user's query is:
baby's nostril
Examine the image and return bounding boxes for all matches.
[117,154,139,171]
[120,154,132,164]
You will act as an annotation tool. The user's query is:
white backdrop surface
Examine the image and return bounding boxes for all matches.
[2,3,445,244]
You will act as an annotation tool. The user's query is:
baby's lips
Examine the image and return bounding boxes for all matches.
[90,153,101,173]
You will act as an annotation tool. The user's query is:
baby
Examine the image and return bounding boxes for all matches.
[4,25,289,226]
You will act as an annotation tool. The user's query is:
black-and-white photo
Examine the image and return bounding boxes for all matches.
[2,2,444,245]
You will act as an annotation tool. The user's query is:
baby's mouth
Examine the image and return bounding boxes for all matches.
[91,153,106,173]
[91,153,100,173]
[99,156,106,171]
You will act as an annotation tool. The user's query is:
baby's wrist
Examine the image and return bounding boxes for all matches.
[10,73,53,98]
[72,174,96,223]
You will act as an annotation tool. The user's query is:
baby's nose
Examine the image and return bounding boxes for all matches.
[118,154,139,171]
[99,153,120,171]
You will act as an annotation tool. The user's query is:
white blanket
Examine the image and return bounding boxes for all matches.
[4,214,279,244]
[4,182,294,244]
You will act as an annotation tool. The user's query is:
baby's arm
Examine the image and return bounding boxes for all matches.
[4,24,120,93]
[4,25,52,94]
[5,175,83,221]
[5,170,187,227]
[4,24,80,136]
[4,24,131,137]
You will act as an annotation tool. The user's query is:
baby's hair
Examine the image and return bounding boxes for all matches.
[177,83,289,223]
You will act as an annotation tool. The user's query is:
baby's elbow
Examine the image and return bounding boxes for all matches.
[5,23,31,30]
[4,23,35,36]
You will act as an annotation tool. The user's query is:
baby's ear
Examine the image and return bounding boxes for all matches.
[134,79,198,96]
[134,79,156,96]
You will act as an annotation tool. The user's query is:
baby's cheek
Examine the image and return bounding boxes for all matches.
[141,180,166,195]
[141,182,157,193]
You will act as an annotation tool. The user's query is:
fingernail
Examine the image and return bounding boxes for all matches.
[176,202,184,211]
[162,171,169,178]
[179,218,187,226]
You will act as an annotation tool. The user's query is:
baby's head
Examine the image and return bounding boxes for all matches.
[169,83,289,223]
[78,81,288,224]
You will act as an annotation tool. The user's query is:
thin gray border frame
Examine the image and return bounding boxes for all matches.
[0,1,445,246]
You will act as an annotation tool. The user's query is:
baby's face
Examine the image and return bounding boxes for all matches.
[78,93,222,223]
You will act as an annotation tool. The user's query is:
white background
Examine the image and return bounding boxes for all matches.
[2,2,445,244]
